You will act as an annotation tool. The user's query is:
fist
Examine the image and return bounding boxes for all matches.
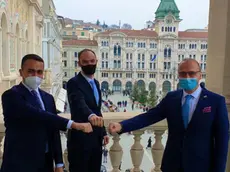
[72,122,93,133]
[79,123,93,133]
[108,122,122,134]
[89,115,104,127]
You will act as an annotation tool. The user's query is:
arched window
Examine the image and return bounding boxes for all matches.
[106,52,108,59]
[189,44,192,49]
[106,41,109,46]
[173,27,176,32]
[114,60,117,68]
[168,48,171,57]
[170,27,172,32]
[118,45,121,56]
[114,45,117,55]
[101,41,104,46]
[165,27,168,32]
[143,43,146,48]
[138,43,140,47]
[140,43,143,48]
[102,52,104,59]
[164,48,167,57]
[162,27,164,32]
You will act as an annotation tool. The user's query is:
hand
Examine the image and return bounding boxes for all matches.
[103,135,109,145]
[89,115,104,127]
[71,122,93,133]
[54,167,64,172]
[108,122,122,134]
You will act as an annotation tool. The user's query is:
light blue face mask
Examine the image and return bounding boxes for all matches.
[179,78,198,91]
[24,76,42,90]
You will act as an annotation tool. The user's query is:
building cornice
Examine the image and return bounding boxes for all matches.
[28,0,44,16]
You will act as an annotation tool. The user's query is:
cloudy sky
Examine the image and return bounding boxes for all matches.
[53,0,209,31]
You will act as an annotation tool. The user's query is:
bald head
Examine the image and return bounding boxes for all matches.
[178,59,201,72]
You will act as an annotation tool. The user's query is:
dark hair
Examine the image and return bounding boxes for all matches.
[21,54,44,68]
[179,58,201,71]
[78,49,96,60]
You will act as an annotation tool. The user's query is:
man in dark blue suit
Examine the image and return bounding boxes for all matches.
[1,54,93,172]
[67,49,109,172]
[109,59,229,172]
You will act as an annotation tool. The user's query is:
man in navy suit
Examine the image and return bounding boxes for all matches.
[67,49,109,172]
[1,54,93,172]
[109,59,229,172]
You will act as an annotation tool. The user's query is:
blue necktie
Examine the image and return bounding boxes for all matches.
[31,90,49,153]
[31,90,44,110]
[89,80,99,105]
[182,95,193,128]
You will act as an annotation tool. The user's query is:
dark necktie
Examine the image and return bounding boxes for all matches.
[31,90,44,110]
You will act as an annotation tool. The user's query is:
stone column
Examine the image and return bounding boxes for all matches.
[205,0,230,171]
[130,130,145,172]
[151,129,165,172]
[109,134,123,172]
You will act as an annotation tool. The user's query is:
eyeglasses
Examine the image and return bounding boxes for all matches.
[178,71,200,77]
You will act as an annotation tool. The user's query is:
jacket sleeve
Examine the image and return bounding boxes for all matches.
[213,96,229,172]
[120,94,168,133]
[2,89,69,131]
[67,79,93,121]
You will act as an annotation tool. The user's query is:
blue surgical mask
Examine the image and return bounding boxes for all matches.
[179,78,198,91]
[24,76,42,90]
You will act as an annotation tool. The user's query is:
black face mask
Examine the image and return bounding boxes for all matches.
[81,64,97,75]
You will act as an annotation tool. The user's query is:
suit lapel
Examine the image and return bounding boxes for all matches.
[38,89,49,111]
[78,73,98,106]
[187,89,209,129]
[174,90,185,130]
[18,83,37,107]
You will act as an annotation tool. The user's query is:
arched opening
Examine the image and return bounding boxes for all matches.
[162,81,171,93]
[101,81,109,91]
[149,82,156,91]
[16,24,20,70]
[118,45,121,56]
[125,81,132,91]
[1,13,9,76]
[137,80,145,89]
[112,79,122,92]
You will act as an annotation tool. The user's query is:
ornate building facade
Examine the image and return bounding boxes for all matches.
[0,0,43,115]
[94,0,207,94]
[41,0,65,104]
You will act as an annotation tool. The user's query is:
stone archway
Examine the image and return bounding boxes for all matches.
[125,81,132,91]
[1,12,9,76]
[112,79,122,92]
[101,81,109,91]
[149,82,156,91]
[162,81,171,93]
[137,80,145,89]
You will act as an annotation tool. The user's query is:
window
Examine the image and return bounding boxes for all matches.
[142,54,145,61]
[106,62,108,68]
[63,51,67,57]
[138,54,141,61]
[64,72,67,77]
[165,27,168,32]
[114,60,117,68]
[74,52,78,57]
[102,61,104,68]
[118,60,121,68]
[63,60,67,67]
[130,53,133,60]
[126,62,129,69]
[118,45,121,56]
[74,61,78,67]
[173,27,176,32]
[102,52,104,59]
[138,62,140,69]
[106,53,108,59]
[178,55,181,61]
[164,48,167,57]
[204,55,207,61]
[126,53,129,60]
[168,48,171,57]
[162,27,164,32]
[193,55,196,59]
[81,32,85,36]
[142,62,144,69]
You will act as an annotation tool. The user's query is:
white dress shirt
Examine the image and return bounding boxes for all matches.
[181,86,202,122]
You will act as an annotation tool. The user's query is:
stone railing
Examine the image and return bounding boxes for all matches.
[0,113,228,171]
[60,112,165,171]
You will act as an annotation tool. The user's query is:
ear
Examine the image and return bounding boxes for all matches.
[19,69,23,77]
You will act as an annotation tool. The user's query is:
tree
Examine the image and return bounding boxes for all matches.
[130,83,139,102]
[138,87,148,105]
[96,19,100,26]
[121,23,132,30]
[148,88,158,108]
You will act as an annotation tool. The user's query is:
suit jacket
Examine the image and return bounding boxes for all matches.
[1,83,69,172]
[120,88,229,172]
[67,72,106,150]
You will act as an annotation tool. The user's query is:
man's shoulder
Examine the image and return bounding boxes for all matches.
[166,89,183,97]
[203,89,224,100]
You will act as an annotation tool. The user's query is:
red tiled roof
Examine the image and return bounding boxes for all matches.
[96,29,158,37]
[179,31,208,39]
[62,40,98,46]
